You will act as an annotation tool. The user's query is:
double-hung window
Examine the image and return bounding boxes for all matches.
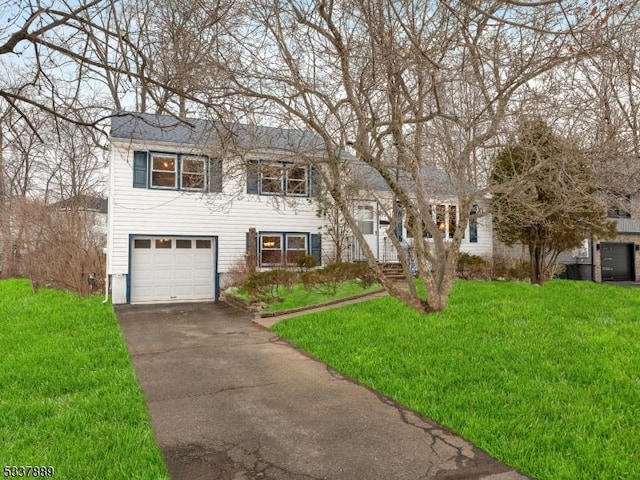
[286,235,307,263]
[406,204,461,239]
[260,163,284,194]
[151,154,178,188]
[181,156,207,190]
[251,161,309,196]
[259,233,308,266]
[285,165,308,195]
[134,151,222,193]
[260,235,283,265]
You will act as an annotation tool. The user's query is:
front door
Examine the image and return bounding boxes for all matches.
[354,203,378,261]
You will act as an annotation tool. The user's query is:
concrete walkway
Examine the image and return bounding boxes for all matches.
[116,302,529,480]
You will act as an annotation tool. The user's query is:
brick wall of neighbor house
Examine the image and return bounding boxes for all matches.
[492,236,528,261]
[593,234,640,283]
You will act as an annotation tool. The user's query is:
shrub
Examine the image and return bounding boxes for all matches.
[491,256,530,280]
[338,262,377,288]
[295,254,317,271]
[301,269,339,295]
[302,262,377,294]
[244,269,297,302]
[456,253,489,280]
[225,256,253,287]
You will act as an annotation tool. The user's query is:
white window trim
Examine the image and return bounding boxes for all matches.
[260,234,283,266]
[148,152,210,192]
[286,234,307,263]
[406,203,460,240]
[285,165,309,196]
[259,233,310,267]
[259,161,309,197]
[260,163,284,195]
[150,153,178,189]
[357,205,375,235]
[180,155,208,192]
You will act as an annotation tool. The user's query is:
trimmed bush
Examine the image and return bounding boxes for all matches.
[295,254,318,271]
[491,255,530,280]
[456,253,489,279]
[244,269,297,301]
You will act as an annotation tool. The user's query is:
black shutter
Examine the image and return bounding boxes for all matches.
[209,158,223,193]
[310,233,322,266]
[247,160,259,194]
[469,216,478,243]
[133,151,148,188]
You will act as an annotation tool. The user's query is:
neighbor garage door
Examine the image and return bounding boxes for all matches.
[130,236,216,303]
[601,243,634,282]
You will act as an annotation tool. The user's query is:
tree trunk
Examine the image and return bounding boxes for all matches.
[425,282,452,312]
[246,228,257,274]
[529,243,544,285]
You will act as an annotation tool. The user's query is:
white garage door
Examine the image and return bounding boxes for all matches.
[130,236,216,303]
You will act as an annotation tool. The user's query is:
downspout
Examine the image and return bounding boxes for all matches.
[102,246,109,304]
[590,237,595,282]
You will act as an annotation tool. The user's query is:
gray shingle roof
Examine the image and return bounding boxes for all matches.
[351,160,469,196]
[110,112,469,196]
[110,111,326,154]
[52,195,108,214]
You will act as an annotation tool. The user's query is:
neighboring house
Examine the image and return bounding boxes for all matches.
[560,195,640,283]
[52,194,108,245]
[108,112,494,305]
[108,112,326,304]
[495,194,640,283]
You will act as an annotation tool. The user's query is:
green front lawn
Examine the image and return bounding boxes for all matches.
[272,280,640,479]
[228,279,382,312]
[0,279,169,480]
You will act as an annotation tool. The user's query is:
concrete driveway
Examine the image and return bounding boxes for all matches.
[116,302,529,480]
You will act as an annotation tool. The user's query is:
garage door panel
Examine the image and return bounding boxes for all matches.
[131,236,216,303]
[601,243,634,282]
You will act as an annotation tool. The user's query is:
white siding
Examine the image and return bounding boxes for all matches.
[107,139,328,302]
[375,196,494,260]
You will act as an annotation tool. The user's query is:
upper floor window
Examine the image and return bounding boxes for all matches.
[181,156,207,190]
[261,163,284,194]
[247,160,316,197]
[259,161,308,196]
[286,165,308,195]
[133,151,222,193]
[151,154,177,188]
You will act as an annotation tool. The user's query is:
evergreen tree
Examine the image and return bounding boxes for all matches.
[491,120,616,284]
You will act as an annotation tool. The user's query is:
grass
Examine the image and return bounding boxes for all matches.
[228,279,381,312]
[0,279,169,480]
[272,280,640,479]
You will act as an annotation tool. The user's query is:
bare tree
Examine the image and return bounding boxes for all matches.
[219,0,616,313]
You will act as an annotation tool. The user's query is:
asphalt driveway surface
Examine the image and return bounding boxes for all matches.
[116,302,529,480]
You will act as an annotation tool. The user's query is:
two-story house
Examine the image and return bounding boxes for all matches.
[107,112,495,304]
[561,196,640,282]
[107,112,327,304]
